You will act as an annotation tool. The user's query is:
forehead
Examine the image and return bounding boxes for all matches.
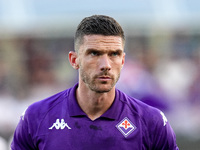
[79,35,124,52]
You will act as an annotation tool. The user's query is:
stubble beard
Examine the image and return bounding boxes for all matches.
[80,67,120,93]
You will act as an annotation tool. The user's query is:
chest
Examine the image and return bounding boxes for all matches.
[35,116,149,150]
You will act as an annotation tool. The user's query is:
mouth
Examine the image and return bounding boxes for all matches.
[97,76,112,82]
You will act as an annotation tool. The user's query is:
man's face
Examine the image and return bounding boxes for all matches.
[77,35,125,93]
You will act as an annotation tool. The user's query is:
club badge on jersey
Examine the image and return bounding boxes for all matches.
[116,117,137,138]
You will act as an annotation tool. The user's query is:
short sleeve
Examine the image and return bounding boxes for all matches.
[152,111,179,150]
[11,108,36,150]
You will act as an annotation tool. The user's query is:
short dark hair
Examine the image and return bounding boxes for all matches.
[74,15,125,51]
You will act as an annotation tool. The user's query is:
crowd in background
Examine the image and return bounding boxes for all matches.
[0,29,200,149]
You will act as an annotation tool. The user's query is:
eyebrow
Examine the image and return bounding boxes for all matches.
[85,48,123,54]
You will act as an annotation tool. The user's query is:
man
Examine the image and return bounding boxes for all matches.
[11,15,179,149]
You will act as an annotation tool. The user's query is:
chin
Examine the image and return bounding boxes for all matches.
[94,89,111,93]
[91,85,114,93]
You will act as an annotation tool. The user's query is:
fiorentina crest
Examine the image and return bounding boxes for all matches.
[116,117,136,138]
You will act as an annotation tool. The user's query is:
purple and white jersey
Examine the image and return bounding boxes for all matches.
[11,83,179,150]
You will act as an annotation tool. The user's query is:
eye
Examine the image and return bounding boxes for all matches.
[112,52,118,56]
[90,51,100,56]
[110,51,120,57]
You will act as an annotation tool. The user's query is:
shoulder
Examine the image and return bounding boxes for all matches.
[22,88,71,122]
[117,89,179,149]
[117,89,164,125]
[11,87,73,148]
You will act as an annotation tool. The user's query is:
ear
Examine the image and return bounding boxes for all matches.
[122,52,126,66]
[68,51,79,70]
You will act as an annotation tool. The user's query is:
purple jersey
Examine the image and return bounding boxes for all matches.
[11,83,179,150]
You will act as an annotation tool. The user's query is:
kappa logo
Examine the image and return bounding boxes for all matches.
[49,119,71,130]
[116,117,136,138]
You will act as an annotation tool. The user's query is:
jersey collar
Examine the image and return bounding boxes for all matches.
[67,83,122,120]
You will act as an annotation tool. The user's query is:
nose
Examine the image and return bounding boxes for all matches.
[99,55,111,71]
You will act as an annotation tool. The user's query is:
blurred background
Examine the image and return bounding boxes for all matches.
[0,0,200,149]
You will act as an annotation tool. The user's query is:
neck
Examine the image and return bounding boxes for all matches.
[76,82,115,121]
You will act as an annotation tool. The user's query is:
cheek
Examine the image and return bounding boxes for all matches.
[113,60,123,69]
[81,60,96,72]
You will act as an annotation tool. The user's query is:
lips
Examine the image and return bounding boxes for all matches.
[96,75,113,82]
[94,72,113,81]
[98,76,111,79]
